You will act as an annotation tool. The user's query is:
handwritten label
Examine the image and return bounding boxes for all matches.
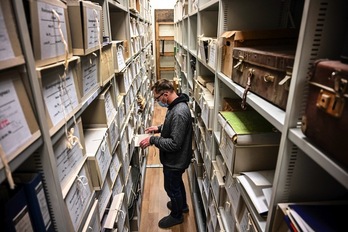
[0,4,15,61]
[0,79,32,155]
[104,90,116,126]
[116,46,126,71]
[108,153,121,186]
[37,2,68,60]
[81,56,98,97]
[208,40,217,68]
[86,8,100,50]
[42,68,79,126]
[112,174,123,196]
[13,205,34,232]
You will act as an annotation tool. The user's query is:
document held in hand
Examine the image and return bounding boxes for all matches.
[134,134,151,147]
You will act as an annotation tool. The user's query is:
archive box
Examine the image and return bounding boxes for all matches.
[53,117,86,197]
[82,84,117,128]
[78,51,100,103]
[238,203,258,232]
[220,29,297,78]
[100,43,115,86]
[37,57,81,136]
[112,40,127,73]
[67,0,102,55]
[64,163,94,232]
[217,110,281,175]
[27,0,73,67]
[0,0,25,69]
[84,128,112,190]
[82,200,101,232]
[103,193,129,231]
[211,161,226,206]
[98,177,112,220]
[0,68,40,168]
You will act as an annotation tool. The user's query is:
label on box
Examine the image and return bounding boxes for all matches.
[98,180,111,219]
[104,90,117,125]
[96,139,112,184]
[42,69,79,126]
[208,40,217,69]
[54,123,84,189]
[112,174,123,196]
[65,166,93,231]
[14,205,34,232]
[0,5,15,61]
[81,56,98,96]
[34,181,52,229]
[109,153,121,186]
[86,8,101,50]
[0,79,32,155]
[117,47,126,71]
[37,2,68,60]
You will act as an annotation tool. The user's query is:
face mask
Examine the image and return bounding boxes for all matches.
[158,101,168,108]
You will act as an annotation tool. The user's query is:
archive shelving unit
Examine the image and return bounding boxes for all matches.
[174,0,348,231]
[0,0,154,231]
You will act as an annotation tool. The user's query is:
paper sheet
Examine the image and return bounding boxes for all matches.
[134,134,150,147]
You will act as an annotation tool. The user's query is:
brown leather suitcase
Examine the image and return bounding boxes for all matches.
[232,46,296,110]
[301,59,348,170]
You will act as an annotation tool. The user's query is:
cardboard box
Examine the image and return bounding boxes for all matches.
[198,37,216,63]
[112,40,127,73]
[82,200,101,232]
[64,163,94,231]
[67,0,103,55]
[197,75,214,87]
[217,111,280,175]
[37,57,81,136]
[29,0,73,67]
[97,177,112,219]
[78,52,100,103]
[81,84,117,128]
[201,93,214,130]
[220,29,298,78]
[100,43,115,86]
[0,68,40,168]
[103,193,128,231]
[0,0,25,69]
[225,171,242,216]
[53,117,86,197]
[211,161,226,206]
[85,128,112,190]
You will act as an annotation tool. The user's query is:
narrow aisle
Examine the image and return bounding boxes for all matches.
[139,104,197,232]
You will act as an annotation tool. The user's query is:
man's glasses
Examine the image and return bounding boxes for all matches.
[154,92,164,102]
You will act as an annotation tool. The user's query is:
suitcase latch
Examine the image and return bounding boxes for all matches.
[234,55,244,72]
[316,89,345,117]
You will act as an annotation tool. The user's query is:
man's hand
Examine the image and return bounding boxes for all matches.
[139,136,151,149]
[145,126,158,134]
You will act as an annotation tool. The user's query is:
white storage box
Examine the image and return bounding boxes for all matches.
[217,111,280,175]
[84,128,112,190]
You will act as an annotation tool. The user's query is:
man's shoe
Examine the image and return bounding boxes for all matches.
[158,215,184,228]
[167,201,189,213]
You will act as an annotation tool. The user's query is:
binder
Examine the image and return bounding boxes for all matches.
[13,173,53,232]
[3,186,34,232]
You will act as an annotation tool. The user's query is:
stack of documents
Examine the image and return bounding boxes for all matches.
[283,203,347,232]
[237,170,274,215]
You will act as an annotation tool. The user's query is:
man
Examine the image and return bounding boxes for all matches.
[139,79,192,228]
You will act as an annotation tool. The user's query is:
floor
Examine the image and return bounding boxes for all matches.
[139,104,198,232]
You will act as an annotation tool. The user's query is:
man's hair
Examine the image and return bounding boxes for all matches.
[151,79,174,93]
